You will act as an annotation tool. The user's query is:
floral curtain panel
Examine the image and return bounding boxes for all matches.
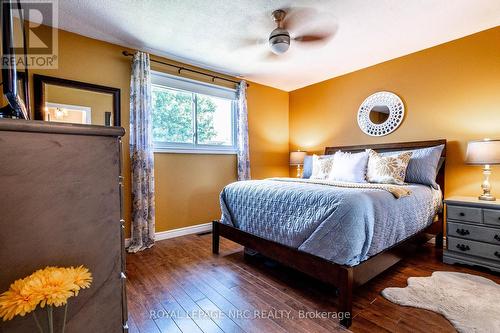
[237,80,251,181]
[128,51,155,253]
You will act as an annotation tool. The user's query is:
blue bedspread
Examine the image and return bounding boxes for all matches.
[220,179,442,266]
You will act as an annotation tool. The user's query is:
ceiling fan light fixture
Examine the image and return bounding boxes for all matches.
[269,28,290,54]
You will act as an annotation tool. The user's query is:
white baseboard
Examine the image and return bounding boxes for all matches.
[125,222,212,247]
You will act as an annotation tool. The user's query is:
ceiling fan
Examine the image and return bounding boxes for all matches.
[266,8,335,55]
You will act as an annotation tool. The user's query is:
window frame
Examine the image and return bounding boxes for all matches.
[151,71,238,154]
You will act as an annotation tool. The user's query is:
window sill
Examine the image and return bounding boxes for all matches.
[153,147,237,155]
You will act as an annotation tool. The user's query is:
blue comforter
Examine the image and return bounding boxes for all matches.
[220,179,442,266]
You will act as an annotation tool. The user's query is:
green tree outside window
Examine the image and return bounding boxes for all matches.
[152,86,218,144]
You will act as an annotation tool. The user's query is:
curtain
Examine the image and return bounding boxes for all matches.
[236,80,251,180]
[128,51,155,253]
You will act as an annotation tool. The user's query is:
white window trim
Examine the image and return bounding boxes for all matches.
[151,71,238,154]
[153,147,237,155]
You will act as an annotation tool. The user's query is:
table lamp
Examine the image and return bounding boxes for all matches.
[466,139,500,201]
[290,150,307,178]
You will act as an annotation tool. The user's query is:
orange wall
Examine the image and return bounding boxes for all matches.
[247,83,290,179]
[8,24,289,235]
[289,27,500,198]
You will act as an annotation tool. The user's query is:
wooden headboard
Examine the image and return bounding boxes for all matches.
[324,139,447,193]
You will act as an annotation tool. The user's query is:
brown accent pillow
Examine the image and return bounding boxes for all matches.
[310,154,335,179]
[366,149,413,185]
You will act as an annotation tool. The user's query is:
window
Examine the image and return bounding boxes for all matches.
[151,72,237,153]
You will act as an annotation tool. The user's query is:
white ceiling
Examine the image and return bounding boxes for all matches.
[55,0,500,91]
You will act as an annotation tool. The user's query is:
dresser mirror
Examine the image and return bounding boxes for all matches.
[357,91,404,136]
[34,74,120,126]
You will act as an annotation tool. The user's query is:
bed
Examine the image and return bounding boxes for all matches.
[212,139,446,328]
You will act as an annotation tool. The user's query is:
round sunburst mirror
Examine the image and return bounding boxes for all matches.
[357,91,405,136]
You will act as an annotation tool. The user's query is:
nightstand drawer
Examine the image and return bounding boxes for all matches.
[447,221,500,244]
[484,209,500,227]
[447,205,482,223]
[448,237,500,261]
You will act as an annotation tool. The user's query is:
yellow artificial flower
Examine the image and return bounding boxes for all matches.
[0,266,93,322]
[66,266,93,295]
[28,267,76,308]
[0,278,42,321]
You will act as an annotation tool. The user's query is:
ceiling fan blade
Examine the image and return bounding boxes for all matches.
[294,32,332,43]
[281,7,317,31]
[237,37,267,49]
[293,24,338,46]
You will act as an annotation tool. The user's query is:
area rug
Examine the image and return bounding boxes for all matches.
[382,271,500,332]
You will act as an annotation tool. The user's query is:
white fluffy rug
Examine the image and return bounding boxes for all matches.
[382,271,500,333]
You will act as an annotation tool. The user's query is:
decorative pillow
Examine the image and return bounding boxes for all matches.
[310,154,335,179]
[381,144,444,188]
[302,155,313,178]
[328,151,368,183]
[366,149,413,185]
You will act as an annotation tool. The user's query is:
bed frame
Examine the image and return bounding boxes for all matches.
[212,139,446,328]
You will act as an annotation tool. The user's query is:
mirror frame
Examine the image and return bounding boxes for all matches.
[33,74,121,126]
[16,71,28,106]
[357,91,404,137]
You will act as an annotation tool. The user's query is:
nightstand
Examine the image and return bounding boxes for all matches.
[443,196,500,272]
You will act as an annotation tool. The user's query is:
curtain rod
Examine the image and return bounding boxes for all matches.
[122,51,248,87]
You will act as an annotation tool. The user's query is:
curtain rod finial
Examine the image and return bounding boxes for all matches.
[122,51,131,56]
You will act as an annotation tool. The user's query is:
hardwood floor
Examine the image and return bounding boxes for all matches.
[126,234,500,333]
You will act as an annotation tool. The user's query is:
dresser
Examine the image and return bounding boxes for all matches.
[0,119,128,332]
[444,196,500,273]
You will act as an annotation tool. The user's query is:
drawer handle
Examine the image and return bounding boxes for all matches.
[456,228,470,236]
[459,212,465,217]
[495,251,500,258]
[456,244,470,251]
[495,235,500,242]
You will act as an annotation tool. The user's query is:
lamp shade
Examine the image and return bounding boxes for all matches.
[290,151,307,166]
[466,139,500,165]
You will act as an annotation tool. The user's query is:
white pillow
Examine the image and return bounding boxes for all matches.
[328,151,369,183]
[310,154,335,179]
